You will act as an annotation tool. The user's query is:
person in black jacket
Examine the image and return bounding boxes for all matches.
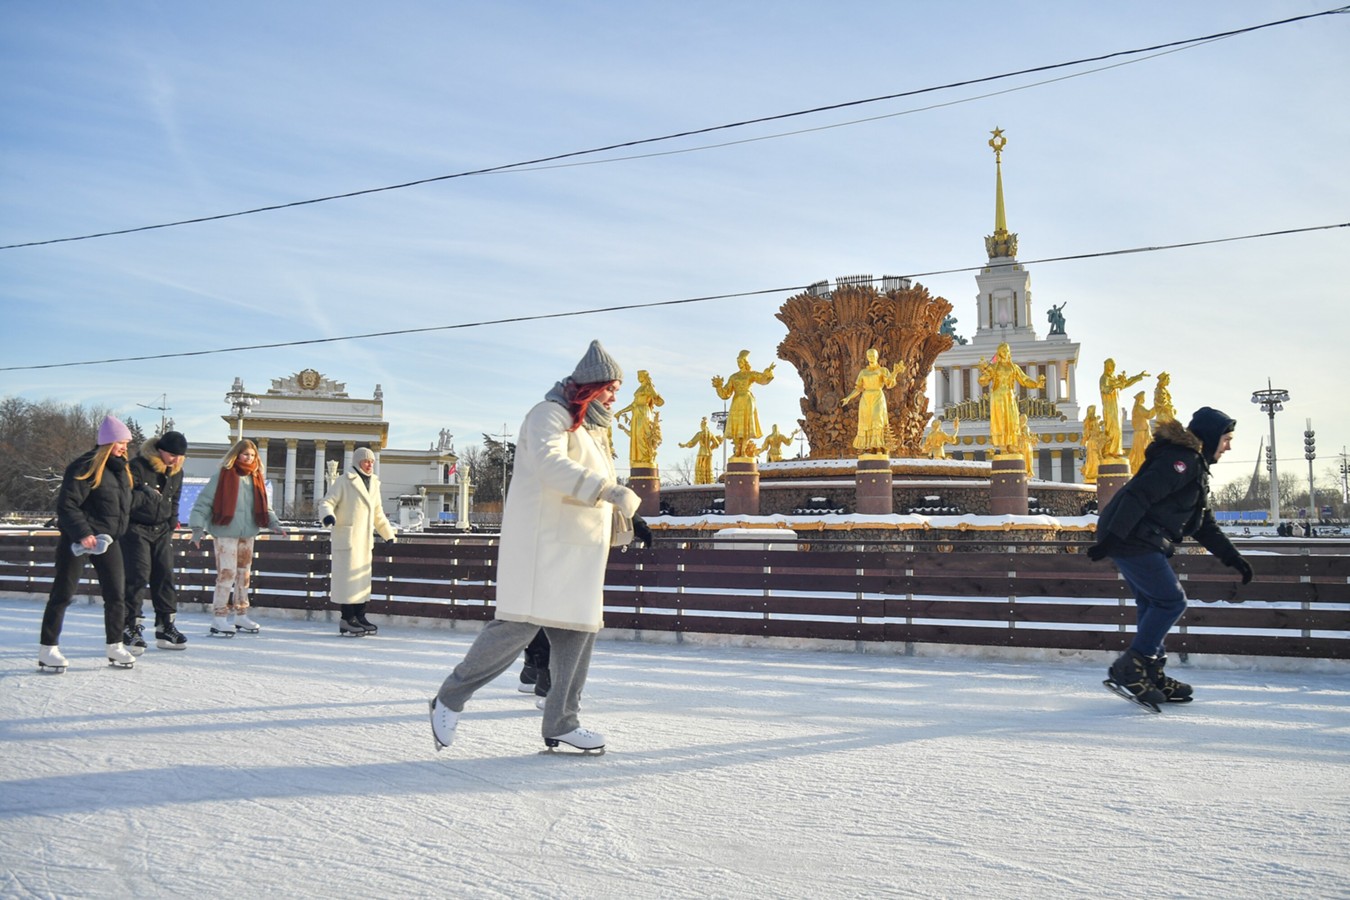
[1088,407,1252,707]
[122,431,189,652]
[38,415,139,671]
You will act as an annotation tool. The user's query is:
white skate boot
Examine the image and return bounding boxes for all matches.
[234,613,261,634]
[106,642,136,668]
[38,645,69,673]
[428,698,459,751]
[544,727,605,753]
[209,613,236,637]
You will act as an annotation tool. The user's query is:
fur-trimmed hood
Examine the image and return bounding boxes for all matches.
[1151,418,1202,454]
[140,437,184,476]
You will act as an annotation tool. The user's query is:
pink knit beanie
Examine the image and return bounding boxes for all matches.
[97,415,132,445]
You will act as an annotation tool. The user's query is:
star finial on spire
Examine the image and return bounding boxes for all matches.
[988,127,1007,162]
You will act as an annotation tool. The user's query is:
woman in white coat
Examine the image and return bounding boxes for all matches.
[320,447,396,635]
[429,340,641,754]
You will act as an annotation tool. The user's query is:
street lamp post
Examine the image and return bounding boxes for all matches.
[1250,379,1289,528]
[1340,447,1349,506]
[225,377,257,442]
[1304,419,1316,525]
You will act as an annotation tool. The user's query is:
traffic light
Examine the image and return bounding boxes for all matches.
[1304,428,1316,461]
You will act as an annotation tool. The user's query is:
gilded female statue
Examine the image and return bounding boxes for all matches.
[839,348,905,456]
[1127,391,1156,474]
[712,350,775,459]
[1152,371,1176,423]
[678,417,723,484]
[1018,413,1036,476]
[614,369,664,468]
[922,417,960,460]
[760,424,800,462]
[1099,358,1149,459]
[977,342,1045,454]
[1081,405,1103,483]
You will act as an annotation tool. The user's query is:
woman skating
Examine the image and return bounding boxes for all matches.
[429,340,641,753]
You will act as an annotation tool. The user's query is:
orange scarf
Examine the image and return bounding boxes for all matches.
[211,457,270,528]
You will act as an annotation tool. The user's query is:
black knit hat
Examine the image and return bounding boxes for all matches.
[158,431,188,456]
[1186,407,1236,463]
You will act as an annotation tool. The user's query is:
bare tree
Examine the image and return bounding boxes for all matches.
[0,397,113,514]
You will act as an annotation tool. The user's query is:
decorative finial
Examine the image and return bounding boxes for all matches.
[988,127,1006,162]
[984,127,1018,260]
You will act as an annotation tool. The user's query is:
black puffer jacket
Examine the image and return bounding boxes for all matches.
[1089,418,1239,564]
[127,437,184,538]
[55,448,133,543]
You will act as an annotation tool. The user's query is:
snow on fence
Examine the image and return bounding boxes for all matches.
[2,530,1347,659]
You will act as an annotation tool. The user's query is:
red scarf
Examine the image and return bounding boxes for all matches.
[211,457,270,528]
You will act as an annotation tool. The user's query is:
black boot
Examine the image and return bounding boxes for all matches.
[1145,654,1193,703]
[123,621,147,656]
[339,605,368,637]
[353,602,378,635]
[1107,650,1167,708]
[524,630,550,695]
[154,615,188,650]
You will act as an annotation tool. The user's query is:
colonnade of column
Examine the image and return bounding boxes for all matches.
[254,437,377,516]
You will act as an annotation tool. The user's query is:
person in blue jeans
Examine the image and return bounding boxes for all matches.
[1088,407,1253,707]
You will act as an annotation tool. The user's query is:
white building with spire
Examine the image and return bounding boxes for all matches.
[932,128,1086,482]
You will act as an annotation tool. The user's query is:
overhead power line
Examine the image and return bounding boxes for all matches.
[2,5,1345,252]
[3,221,1344,372]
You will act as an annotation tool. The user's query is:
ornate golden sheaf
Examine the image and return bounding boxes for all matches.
[776,282,953,459]
[941,395,1064,423]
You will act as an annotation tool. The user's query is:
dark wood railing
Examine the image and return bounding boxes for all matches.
[2,530,1347,659]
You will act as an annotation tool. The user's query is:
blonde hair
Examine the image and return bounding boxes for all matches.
[75,443,134,490]
[221,439,259,469]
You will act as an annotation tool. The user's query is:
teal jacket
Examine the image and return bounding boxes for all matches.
[188,467,281,540]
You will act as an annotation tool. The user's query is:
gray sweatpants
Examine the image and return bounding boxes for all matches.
[436,618,596,739]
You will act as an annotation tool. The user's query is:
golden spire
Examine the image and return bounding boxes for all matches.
[984,127,1018,260]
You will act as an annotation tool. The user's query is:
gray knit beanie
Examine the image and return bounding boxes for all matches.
[354,447,375,464]
[570,340,623,385]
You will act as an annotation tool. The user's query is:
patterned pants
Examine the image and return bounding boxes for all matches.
[212,536,255,615]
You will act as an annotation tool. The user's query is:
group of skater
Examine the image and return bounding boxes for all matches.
[36,423,399,668]
[35,338,1251,750]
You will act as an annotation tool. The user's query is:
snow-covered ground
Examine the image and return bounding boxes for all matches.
[2,596,1347,899]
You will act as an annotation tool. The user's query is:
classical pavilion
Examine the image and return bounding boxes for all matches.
[184,369,463,527]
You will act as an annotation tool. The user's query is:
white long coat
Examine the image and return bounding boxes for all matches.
[320,471,397,606]
[494,400,618,633]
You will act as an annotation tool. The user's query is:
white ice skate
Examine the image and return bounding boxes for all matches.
[544,727,605,753]
[38,645,68,673]
[429,698,459,751]
[234,614,261,634]
[209,615,237,637]
[106,642,136,668]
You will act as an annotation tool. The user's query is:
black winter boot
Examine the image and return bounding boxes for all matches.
[534,666,552,699]
[353,602,378,635]
[1107,650,1167,709]
[339,606,368,637]
[1145,654,1193,702]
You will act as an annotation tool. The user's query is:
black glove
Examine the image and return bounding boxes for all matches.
[1230,556,1253,585]
[632,515,653,548]
[322,515,335,527]
[1086,543,1108,562]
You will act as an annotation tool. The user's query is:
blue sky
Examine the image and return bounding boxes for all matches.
[2,2,1347,498]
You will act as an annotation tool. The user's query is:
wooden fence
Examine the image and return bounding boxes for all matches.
[2,530,1347,659]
